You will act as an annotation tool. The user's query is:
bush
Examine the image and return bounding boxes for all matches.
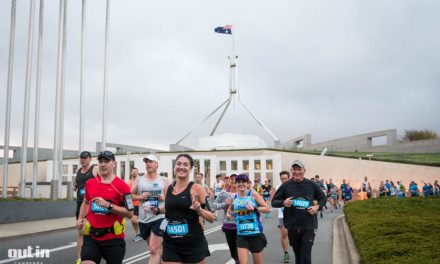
[403,129,438,141]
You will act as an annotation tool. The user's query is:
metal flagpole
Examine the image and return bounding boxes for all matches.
[79,0,86,153]
[52,0,66,200]
[102,0,110,151]
[32,0,44,198]
[58,0,68,196]
[20,0,36,198]
[3,0,17,198]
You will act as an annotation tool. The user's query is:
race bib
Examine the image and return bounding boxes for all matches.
[292,198,311,209]
[149,199,159,208]
[167,222,189,237]
[91,201,111,215]
[79,188,85,196]
[238,219,257,233]
[215,187,222,194]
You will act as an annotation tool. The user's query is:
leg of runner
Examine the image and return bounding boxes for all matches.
[252,252,264,264]
[130,214,142,241]
[224,228,239,262]
[76,230,83,264]
[148,233,163,264]
[280,225,289,263]
[237,248,249,264]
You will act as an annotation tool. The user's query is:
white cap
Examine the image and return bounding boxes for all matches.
[143,154,158,163]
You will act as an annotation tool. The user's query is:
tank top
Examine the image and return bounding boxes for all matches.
[233,190,262,236]
[76,164,96,200]
[213,180,223,196]
[163,182,204,251]
[137,175,165,223]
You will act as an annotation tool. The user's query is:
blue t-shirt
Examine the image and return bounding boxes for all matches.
[233,190,262,236]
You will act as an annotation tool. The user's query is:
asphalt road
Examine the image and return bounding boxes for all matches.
[0,208,343,264]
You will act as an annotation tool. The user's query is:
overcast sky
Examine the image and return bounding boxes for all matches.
[1,0,439,152]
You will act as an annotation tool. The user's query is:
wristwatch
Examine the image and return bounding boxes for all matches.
[108,202,114,210]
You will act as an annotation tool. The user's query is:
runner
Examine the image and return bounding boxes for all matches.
[227,174,270,264]
[271,160,327,264]
[343,183,354,202]
[361,176,372,198]
[127,168,142,242]
[214,174,239,263]
[131,154,170,264]
[162,154,215,264]
[212,174,225,199]
[194,172,214,197]
[73,151,98,264]
[76,150,133,264]
[261,179,273,218]
[271,170,291,263]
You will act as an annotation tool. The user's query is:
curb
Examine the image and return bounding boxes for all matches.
[332,215,361,264]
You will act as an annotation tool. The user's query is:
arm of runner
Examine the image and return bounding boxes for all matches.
[205,185,214,197]
[130,177,143,200]
[76,199,89,230]
[190,184,216,223]
[91,197,133,218]
[213,191,228,210]
[271,185,286,208]
[251,189,270,213]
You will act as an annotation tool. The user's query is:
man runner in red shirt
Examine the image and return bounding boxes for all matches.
[76,151,134,264]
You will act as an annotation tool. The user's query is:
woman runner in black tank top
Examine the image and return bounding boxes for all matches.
[162,154,216,264]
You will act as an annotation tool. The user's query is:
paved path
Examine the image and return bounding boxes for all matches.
[0,208,344,264]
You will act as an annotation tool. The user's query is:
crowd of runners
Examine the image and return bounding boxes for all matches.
[74,150,439,264]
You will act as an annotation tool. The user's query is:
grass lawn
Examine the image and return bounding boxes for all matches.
[344,197,440,264]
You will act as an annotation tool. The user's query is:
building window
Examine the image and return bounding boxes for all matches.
[254,160,261,170]
[63,165,68,175]
[254,172,261,183]
[219,161,226,171]
[172,159,176,179]
[231,160,238,171]
[243,160,249,171]
[266,159,273,170]
[266,172,273,186]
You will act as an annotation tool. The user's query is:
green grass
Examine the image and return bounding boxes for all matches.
[344,197,440,264]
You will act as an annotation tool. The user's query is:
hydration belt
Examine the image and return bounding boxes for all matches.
[84,219,126,237]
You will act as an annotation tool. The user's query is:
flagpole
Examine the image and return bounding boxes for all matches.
[102,0,110,152]
[3,0,17,198]
[20,0,36,198]
[79,0,86,153]
[52,0,66,200]
[32,0,44,198]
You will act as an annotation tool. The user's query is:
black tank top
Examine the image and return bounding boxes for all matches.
[76,164,95,200]
[163,181,204,251]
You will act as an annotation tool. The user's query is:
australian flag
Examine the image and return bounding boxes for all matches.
[214,25,232,34]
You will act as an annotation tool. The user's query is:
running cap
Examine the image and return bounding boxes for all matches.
[79,151,91,158]
[291,159,305,168]
[236,174,249,182]
[98,150,115,161]
[143,154,158,163]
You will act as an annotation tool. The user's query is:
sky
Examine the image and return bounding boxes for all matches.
[0,0,439,152]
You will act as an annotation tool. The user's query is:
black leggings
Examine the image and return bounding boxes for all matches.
[288,228,315,264]
[223,227,238,261]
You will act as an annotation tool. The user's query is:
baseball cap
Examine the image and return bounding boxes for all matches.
[79,151,91,158]
[98,150,115,161]
[224,175,230,178]
[291,159,305,168]
[143,154,158,163]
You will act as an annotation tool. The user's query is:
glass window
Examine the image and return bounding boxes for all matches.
[254,160,261,170]
[243,160,249,171]
[266,172,273,186]
[254,172,261,183]
[231,160,238,171]
[220,161,226,171]
[172,159,176,179]
[266,160,273,170]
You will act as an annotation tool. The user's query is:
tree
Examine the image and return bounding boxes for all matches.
[403,129,438,141]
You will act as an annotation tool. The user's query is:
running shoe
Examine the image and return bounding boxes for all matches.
[132,234,143,242]
[283,252,290,263]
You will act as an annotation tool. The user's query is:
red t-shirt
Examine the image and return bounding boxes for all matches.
[85,175,130,241]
